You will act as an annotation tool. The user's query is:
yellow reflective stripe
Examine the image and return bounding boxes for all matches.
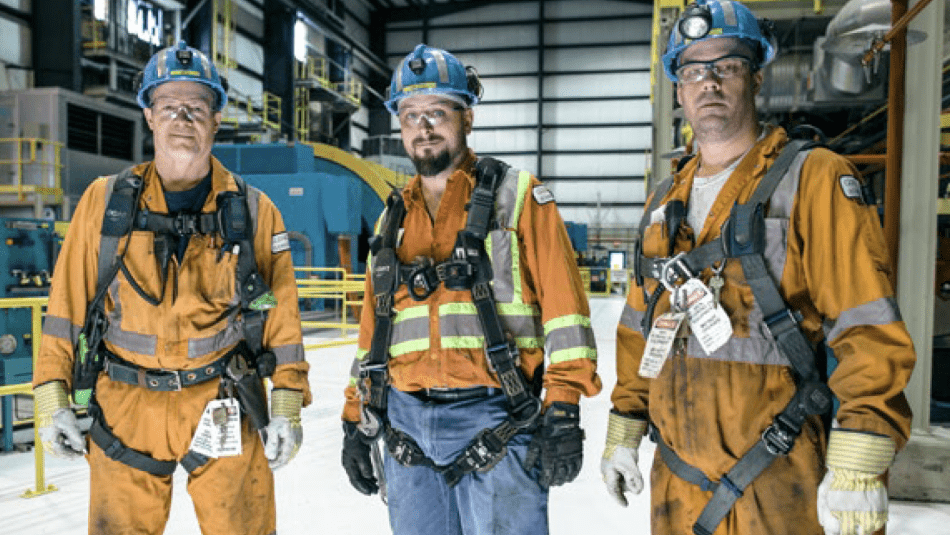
[355,348,369,360]
[395,305,429,323]
[497,302,540,316]
[439,302,476,315]
[515,336,544,348]
[544,314,591,336]
[550,346,598,364]
[442,336,484,349]
[509,232,523,304]
[390,338,430,357]
[348,377,358,386]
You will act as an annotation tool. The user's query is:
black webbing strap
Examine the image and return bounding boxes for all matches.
[359,190,407,430]
[133,211,218,236]
[88,397,179,476]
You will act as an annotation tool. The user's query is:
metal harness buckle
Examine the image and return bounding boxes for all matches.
[761,415,799,456]
[659,252,694,292]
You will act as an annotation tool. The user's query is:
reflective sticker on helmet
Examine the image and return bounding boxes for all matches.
[839,175,863,203]
[429,49,450,83]
[157,50,168,77]
[532,185,555,205]
[272,232,291,253]
[170,70,200,77]
[403,82,437,92]
[722,1,737,27]
[395,59,405,91]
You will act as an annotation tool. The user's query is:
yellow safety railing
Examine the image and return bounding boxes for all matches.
[0,138,65,204]
[297,56,332,90]
[262,92,282,132]
[336,79,363,107]
[0,297,56,498]
[212,0,238,73]
[294,87,310,142]
[295,267,365,349]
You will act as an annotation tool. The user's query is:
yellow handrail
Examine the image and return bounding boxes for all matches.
[0,138,64,203]
[0,297,56,498]
[295,267,365,346]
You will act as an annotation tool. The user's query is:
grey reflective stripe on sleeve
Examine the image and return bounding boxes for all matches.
[763,219,789,287]
[42,315,82,345]
[492,166,522,230]
[429,49,450,83]
[766,150,810,220]
[272,343,305,364]
[545,324,597,359]
[823,297,903,344]
[246,184,261,236]
[761,149,810,285]
[188,320,244,358]
[498,309,543,341]
[619,304,644,332]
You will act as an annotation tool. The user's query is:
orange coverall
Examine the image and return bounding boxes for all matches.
[35,157,311,535]
[612,126,914,535]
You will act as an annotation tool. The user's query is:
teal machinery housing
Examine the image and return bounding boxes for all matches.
[211,142,401,278]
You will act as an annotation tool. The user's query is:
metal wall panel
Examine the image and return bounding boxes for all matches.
[427,2,540,25]
[542,99,651,124]
[473,103,539,128]
[235,32,264,75]
[541,153,646,176]
[543,72,649,98]
[548,180,647,204]
[544,45,651,71]
[471,129,537,154]
[453,50,539,75]
[544,0,652,18]
[427,26,539,50]
[542,19,640,45]
[542,125,650,151]
[558,206,644,227]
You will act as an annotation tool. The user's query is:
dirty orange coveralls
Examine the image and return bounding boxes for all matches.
[342,151,601,423]
[611,127,914,535]
[34,158,311,535]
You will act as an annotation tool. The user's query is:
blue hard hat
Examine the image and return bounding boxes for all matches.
[385,44,479,115]
[137,40,228,111]
[662,0,777,83]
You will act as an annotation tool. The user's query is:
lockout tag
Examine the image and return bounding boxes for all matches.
[639,312,686,379]
[190,398,243,458]
[681,278,733,355]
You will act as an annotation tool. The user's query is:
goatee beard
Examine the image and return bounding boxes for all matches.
[412,149,454,177]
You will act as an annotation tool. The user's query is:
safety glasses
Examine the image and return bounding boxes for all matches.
[152,98,213,122]
[398,105,463,128]
[675,54,753,84]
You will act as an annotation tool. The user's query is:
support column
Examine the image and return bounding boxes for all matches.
[889,0,948,503]
[32,0,81,91]
[264,2,296,141]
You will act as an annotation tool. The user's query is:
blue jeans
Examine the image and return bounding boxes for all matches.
[384,387,549,535]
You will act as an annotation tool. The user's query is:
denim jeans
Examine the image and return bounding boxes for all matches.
[384,387,549,535]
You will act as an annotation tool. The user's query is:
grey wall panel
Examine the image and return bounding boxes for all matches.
[543,100,651,124]
[542,126,651,151]
[545,0,652,18]
[428,2,540,25]
[235,33,264,75]
[233,0,263,37]
[473,103,539,128]
[544,45,651,71]
[387,30,425,58]
[471,129,537,154]
[548,180,646,204]
[427,26,539,50]
[454,50,539,75]
[543,72,649,97]
[542,19,640,46]
[0,16,28,66]
[226,69,263,103]
[542,153,647,177]
[482,76,539,100]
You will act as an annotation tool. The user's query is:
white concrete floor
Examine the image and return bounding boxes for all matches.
[1,296,949,534]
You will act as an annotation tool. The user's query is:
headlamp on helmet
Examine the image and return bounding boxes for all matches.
[679,3,713,40]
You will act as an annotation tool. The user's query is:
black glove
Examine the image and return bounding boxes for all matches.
[342,421,378,495]
[524,402,585,488]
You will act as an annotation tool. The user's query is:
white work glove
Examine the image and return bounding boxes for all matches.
[817,428,895,535]
[34,381,86,458]
[600,410,648,506]
[264,389,303,470]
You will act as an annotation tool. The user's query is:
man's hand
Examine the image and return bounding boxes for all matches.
[34,381,85,458]
[264,389,303,470]
[817,429,895,535]
[525,402,585,488]
[342,421,378,495]
[600,410,647,506]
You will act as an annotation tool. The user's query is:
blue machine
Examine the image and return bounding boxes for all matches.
[564,221,588,253]
[212,142,390,278]
[0,217,59,451]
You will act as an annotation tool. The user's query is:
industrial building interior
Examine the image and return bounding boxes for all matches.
[0,0,949,532]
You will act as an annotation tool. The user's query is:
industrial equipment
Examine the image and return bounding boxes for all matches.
[0,217,59,451]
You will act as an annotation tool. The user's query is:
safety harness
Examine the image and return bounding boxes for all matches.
[357,158,542,487]
[634,140,840,535]
[74,166,277,476]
